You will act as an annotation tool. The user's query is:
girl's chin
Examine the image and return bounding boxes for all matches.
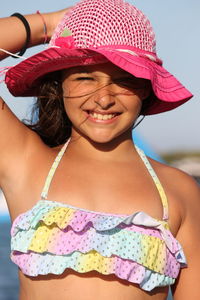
[71,126,132,144]
[86,135,116,144]
[82,130,130,144]
[74,131,117,144]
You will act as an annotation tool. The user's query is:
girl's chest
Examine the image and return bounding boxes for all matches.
[48,156,164,212]
[9,157,163,224]
[6,153,180,237]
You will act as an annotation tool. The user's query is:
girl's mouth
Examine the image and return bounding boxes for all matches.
[85,110,121,123]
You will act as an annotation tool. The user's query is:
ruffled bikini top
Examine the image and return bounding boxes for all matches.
[10,139,186,291]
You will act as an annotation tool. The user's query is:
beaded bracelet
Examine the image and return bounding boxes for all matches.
[10,13,31,58]
[36,10,48,44]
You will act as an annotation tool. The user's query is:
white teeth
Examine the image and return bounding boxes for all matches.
[89,112,116,120]
[97,113,103,120]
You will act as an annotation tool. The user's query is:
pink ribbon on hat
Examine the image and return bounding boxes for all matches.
[54,36,75,49]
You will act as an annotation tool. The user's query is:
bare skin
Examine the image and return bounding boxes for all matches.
[0,13,200,298]
[0,64,200,299]
[0,107,171,300]
[0,8,70,60]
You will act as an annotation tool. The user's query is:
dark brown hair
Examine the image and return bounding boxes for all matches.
[25,71,153,147]
[25,71,72,147]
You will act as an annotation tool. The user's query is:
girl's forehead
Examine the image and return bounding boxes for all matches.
[62,62,130,76]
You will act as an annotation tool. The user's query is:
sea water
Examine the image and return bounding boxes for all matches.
[0,219,19,300]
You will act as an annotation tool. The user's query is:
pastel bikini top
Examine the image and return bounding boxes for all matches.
[10,139,186,291]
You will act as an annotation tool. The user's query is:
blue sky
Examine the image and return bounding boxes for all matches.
[1,0,199,153]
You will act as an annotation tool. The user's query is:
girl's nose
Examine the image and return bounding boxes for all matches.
[93,84,116,109]
[94,91,115,109]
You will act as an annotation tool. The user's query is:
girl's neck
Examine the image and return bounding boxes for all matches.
[67,131,139,163]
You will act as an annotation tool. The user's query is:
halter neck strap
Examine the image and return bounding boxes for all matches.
[41,139,71,200]
[135,146,169,221]
[40,140,168,221]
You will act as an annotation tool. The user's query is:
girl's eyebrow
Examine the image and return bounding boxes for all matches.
[65,67,90,76]
[66,67,133,77]
[73,67,90,73]
[116,74,133,78]
[114,71,133,78]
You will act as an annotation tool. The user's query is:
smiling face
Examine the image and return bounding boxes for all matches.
[62,62,150,144]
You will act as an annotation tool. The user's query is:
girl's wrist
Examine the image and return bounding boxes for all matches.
[40,12,53,42]
[0,8,71,60]
[23,13,48,46]
[22,11,55,46]
[23,9,71,45]
[36,11,48,43]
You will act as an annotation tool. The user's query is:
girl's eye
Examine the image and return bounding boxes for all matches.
[75,77,94,81]
[114,78,134,86]
[114,77,144,89]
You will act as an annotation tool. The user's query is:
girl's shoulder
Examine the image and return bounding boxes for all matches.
[149,156,200,217]
[152,160,200,299]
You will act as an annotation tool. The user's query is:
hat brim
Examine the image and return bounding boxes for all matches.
[5,47,193,115]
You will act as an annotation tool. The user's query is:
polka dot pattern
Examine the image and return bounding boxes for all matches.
[11,250,175,291]
[10,200,186,291]
[9,141,187,291]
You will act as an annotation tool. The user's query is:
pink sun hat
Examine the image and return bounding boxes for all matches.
[5,0,193,115]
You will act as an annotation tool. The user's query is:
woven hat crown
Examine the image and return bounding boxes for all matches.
[50,0,156,53]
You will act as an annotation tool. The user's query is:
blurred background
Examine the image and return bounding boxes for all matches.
[0,0,199,299]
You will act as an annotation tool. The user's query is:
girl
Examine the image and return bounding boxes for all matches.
[1,1,200,299]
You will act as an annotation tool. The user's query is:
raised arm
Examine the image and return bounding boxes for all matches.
[0,7,71,184]
[0,8,70,60]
